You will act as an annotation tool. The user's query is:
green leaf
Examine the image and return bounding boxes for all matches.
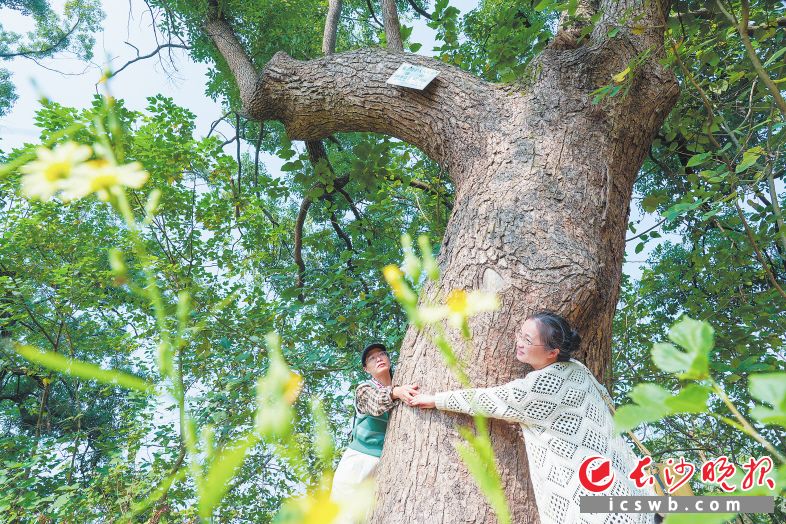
[281,160,303,172]
[735,147,764,173]
[686,152,711,167]
[614,383,711,432]
[255,332,300,438]
[614,384,670,432]
[310,397,335,468]
[641,192,667,212]
[701,204,723,221]
[534,0,552,11]
[668,316,714,355]
[763,46,786,67]
[417,235,440,282]
[664,384,711,412]
[14,344,154,393]
[50,493,70,511]
[614,404,658,433]
[652,342,691,375]
[663,198,706,221]
[650,316,712,379]
[128,468,188,519]
[748,373,786,427]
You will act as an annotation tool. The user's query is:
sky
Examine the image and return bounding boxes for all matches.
[0,0,665,280]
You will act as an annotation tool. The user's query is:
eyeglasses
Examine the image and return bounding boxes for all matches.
[515,332,550,349]
[366,351,389,363]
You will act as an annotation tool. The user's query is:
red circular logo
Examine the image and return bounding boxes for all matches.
[579,456,615,493]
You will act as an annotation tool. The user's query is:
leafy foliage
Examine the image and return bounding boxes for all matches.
[0,0,104,116]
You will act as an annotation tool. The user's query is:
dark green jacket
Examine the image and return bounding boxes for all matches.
[347,380,390,457]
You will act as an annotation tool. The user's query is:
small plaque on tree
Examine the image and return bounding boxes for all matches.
[386,63,439,90]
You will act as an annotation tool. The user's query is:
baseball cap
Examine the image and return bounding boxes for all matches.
[361,343,388,366]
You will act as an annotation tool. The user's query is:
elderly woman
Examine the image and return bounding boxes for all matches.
[330,343,419,522]
[410,311,659,524]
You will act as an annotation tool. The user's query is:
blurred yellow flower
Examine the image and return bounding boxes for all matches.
[382,264,417,305]
[446,289,469,314]
[62,159,149,201]
[301,488,340,524]
[20,142,92,200]
[419,289,500,329]
[285,479,374,524]
[383,264,403,289]
[18,142,150,202]
[284,371,303,404]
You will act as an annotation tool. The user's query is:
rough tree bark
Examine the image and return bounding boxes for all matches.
[203,0,679,521]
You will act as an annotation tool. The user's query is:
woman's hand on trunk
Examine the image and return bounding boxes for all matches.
[392,384,419,404]
[409,394,436,409]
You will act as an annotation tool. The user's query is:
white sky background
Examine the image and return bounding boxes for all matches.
[0,0,664,281]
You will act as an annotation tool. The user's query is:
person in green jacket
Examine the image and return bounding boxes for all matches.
[330,343,419,521]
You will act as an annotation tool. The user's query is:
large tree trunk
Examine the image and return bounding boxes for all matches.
[372,46,678,524]
[203,1,679,521]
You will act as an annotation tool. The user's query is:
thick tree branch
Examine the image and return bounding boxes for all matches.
[294,140,342,299]
[204,3,260,114]
[204,9,498,170]
[323,0,342,55]
[330,211,371,295]
[593,0,671,46]
[558,0,596,30]
[293,195,310,302]
[292,7,345,298]
[254,49,497,169]
[332,214,353,254]
[336,188,370,247]
[381,0,404,52]
[364,0,384,27]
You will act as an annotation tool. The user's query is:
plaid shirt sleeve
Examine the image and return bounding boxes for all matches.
[355,382,397,416]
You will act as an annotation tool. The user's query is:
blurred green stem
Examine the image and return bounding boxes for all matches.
[710,380,786,463]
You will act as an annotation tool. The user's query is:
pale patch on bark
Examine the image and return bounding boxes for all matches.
[482,267,509,294]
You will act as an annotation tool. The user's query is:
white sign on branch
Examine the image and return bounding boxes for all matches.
[386,63,439,90]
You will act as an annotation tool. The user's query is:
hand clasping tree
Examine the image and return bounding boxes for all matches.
[197,0,679,521]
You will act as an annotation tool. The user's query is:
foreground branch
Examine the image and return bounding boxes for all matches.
[323,0,342,55]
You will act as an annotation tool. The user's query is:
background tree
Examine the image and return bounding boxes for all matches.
[0,0,104,116]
